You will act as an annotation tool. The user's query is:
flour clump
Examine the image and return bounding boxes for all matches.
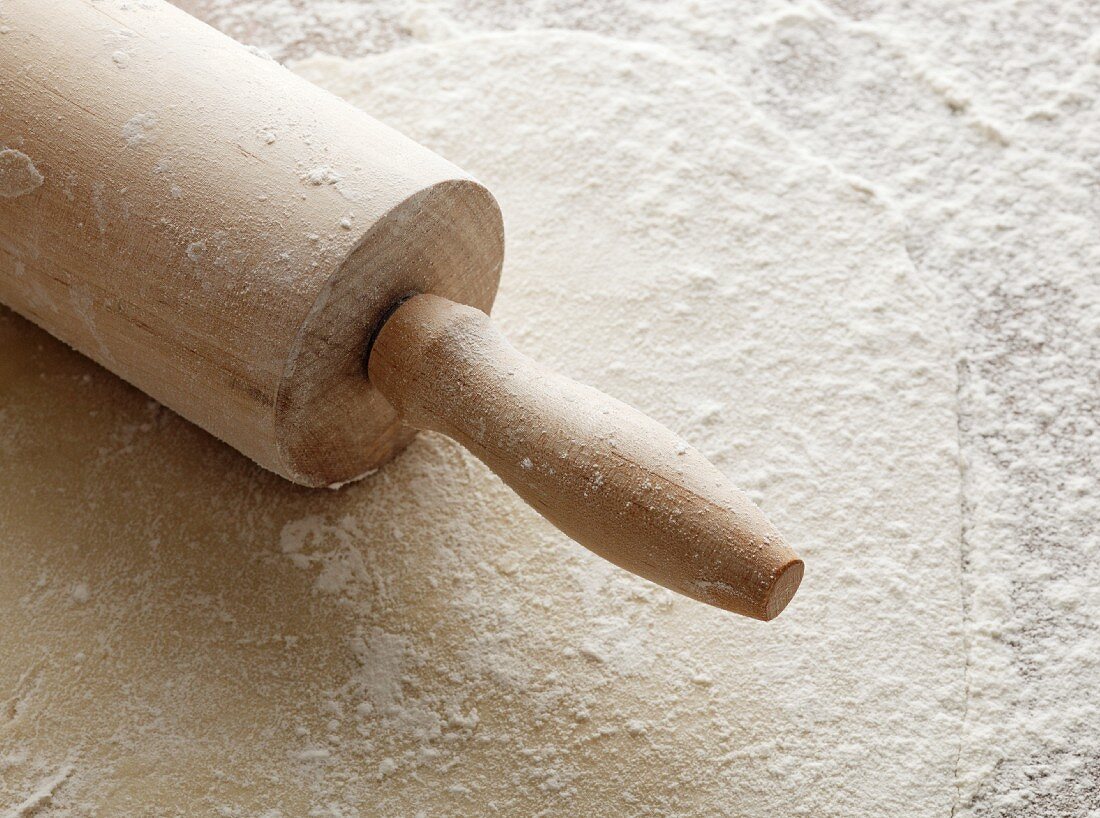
[0,148,43,198]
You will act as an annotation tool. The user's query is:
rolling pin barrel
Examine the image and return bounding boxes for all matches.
[0,0,802,618]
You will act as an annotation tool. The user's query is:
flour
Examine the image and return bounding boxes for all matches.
[6,764,73,817]
[168,1,1100,813]
[0,149,43,198]
[121,112,157,147]
[301,165,342,185]
[0,29,963,815]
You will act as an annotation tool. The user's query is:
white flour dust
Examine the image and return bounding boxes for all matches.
[121,112,158,147]
[170,1,1100,813]
[0,148,44,198]
[0,28,962,815]
[301,164,343,185]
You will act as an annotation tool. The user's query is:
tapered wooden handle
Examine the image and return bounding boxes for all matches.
[368,294,803,619]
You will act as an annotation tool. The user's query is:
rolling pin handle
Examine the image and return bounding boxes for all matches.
[367,294,803,620]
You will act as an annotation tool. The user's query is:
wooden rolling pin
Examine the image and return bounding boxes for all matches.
[0,0,803,620]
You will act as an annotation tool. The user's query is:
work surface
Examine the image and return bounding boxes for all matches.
[171,6,1098,815]
[0,0,1095,815]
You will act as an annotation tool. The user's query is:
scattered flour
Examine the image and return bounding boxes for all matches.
[0,149,44,198]
[301,165,342,185]
[6,764,74,816]
[0,29,963,817]
[121,112,158,147]
[170,1,1100,813]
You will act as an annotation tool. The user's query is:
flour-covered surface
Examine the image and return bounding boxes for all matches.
[0,24,964,818]
[170,3,1100,815]
[0,149,44,199]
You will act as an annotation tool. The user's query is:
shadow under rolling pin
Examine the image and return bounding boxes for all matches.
[0,0,802,620]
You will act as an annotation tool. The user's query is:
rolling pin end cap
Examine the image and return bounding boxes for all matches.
[762,557,804,621]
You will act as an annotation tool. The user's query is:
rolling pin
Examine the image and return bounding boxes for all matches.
[0,0,803,620]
